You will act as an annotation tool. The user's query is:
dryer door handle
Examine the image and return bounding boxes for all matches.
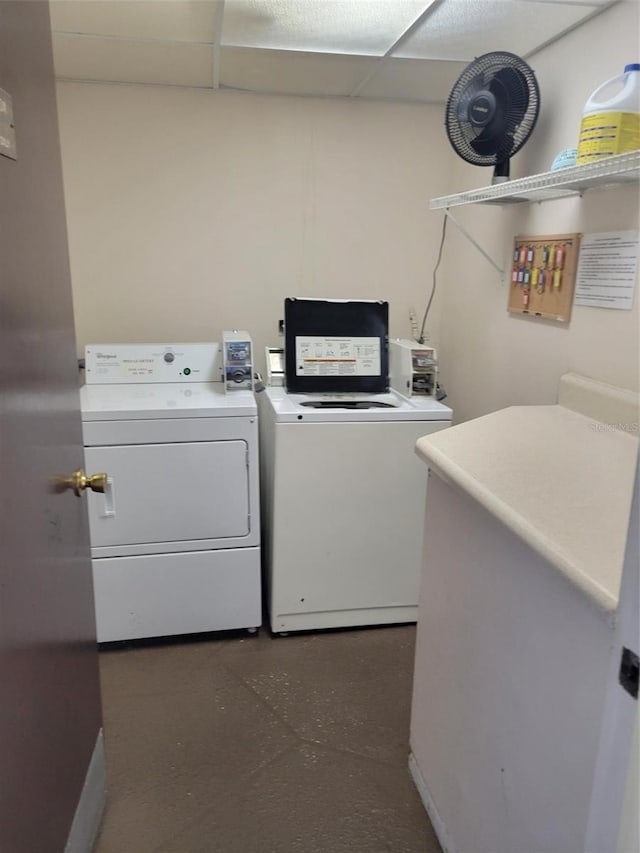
[101,477,116,518]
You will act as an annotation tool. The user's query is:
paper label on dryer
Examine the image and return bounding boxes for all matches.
[295,336,380,376]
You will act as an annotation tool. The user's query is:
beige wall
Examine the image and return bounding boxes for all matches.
[56,83,452,373]
[438,0,640,423]
[57,1,638,413]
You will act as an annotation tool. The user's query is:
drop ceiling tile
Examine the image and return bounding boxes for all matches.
[49,0,616,100]
[221,0,429,56]
[50,0,220,43]
[52,34,214,87]
[358,57,469,102]
[220,46,379,96]
[394,0,604,60]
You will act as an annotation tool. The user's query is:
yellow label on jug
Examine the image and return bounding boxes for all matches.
[576,111,640,163]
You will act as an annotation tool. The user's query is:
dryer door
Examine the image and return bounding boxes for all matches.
[84,440,250,547]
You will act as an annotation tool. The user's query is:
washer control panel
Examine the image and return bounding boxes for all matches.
[223,331,254,392]
[84,343,223,384]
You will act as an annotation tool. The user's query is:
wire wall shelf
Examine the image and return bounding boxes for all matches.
[430,151,640,210]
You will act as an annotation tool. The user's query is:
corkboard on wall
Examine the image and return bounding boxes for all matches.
[508,233,582,323]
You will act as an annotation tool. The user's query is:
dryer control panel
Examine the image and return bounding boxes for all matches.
[84,343,223,384]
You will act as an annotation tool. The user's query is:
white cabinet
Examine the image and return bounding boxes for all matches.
[408,374,639,853]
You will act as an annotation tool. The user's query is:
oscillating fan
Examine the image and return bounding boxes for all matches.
[445,51,541,183]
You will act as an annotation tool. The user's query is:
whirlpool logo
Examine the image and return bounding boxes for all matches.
[95,353,118,359]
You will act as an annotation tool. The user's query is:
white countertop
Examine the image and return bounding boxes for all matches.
[416,404,638,614]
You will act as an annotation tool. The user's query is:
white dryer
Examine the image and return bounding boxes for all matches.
[80,343,261,642]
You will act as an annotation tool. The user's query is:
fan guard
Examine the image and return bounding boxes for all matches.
[445,51,540,181]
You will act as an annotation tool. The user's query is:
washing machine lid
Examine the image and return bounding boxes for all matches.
[264,387,451,423]
[80,382,256,421]
[283,298,389,395]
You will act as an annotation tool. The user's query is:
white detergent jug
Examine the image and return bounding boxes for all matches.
[576,63,640,165]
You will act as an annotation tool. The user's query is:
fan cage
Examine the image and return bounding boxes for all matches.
[445,51,541,167]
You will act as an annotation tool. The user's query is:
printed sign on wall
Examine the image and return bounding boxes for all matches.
[574,231,639,310]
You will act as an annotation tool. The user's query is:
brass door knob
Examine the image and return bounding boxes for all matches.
[58,469,108,496]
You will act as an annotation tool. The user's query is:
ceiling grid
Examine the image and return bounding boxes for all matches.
[49,0,618,103]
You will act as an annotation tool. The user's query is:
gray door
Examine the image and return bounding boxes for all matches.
[0,3,103,852]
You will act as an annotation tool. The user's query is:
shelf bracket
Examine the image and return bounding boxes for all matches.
[444,208,506,283]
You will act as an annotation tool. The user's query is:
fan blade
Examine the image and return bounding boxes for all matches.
[489,67,530,123]
[469,106,513,159]
[454,75,488,124]
[471,129,503,157]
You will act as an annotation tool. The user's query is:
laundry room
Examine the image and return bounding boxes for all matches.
[51,1,639,427]
[1,2,638,852]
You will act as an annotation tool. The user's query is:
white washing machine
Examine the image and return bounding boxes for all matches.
[80,343,261,642]
[259,387,452,634]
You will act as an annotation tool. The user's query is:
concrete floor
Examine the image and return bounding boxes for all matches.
[95,625,441,853]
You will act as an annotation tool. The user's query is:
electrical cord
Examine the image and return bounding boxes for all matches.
[418,213,448,344]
